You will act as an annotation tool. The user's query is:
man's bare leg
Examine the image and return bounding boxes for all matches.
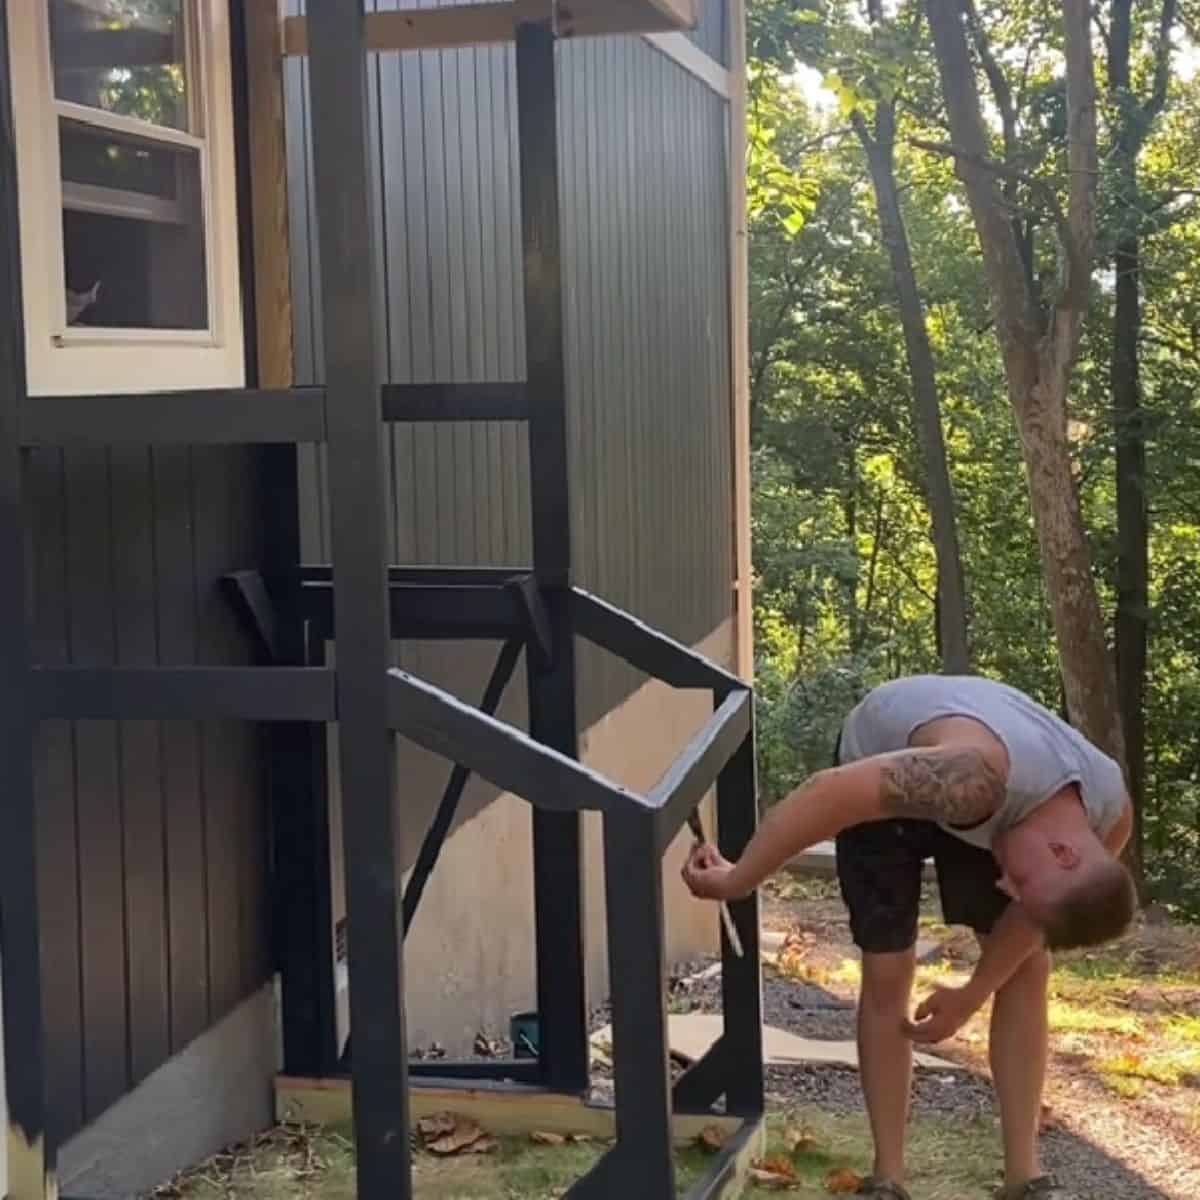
[859,949,917,1186]
[985,936,1051,1187]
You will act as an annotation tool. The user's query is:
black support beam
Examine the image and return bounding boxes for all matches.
[715,728,765,1118]
[306,3,411,1199]
[381,382,529,422]
[569,588,743,694]
[652,689,752,852]
[601,809,676,1197]
[0,5,53,1192]
[401,639,524,933]
[20,388,327,447]
[386,668,636,815]
[300,579,529,642]
[517,7,591,1099]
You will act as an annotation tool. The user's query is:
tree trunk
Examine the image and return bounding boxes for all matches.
[1112,237,1149,878]
[857,107,970,673]
[924,0,1126,770]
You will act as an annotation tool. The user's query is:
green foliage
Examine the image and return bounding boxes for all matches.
[746,0,1200,917]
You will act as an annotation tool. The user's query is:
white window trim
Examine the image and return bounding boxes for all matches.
[9,0,245,397]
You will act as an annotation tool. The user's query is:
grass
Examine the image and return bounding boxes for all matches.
[155,1108,1005,1200]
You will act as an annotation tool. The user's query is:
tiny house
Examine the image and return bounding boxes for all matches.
[0,3,759,1199]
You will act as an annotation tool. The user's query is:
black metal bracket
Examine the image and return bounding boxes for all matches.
[221,569,283,663]
[509,573,554,670]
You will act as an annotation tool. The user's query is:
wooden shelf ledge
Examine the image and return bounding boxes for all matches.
[282,1,699,58]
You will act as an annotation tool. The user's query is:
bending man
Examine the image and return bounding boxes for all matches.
[683,674,1135,1200]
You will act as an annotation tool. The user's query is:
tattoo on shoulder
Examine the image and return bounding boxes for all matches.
[879,748,1003,826]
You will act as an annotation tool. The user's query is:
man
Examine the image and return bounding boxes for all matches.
[683,674,1135,1200]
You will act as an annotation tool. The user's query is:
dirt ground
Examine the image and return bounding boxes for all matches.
[154,875,1199,1199]
[743,874,1200,1199]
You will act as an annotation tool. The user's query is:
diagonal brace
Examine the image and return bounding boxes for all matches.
[402,639,524,934]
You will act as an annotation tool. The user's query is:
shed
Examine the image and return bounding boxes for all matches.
[0,2,761,1198]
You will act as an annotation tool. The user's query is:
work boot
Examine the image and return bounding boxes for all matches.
[994,1176,1071,1199]
[855,1180,912,1200]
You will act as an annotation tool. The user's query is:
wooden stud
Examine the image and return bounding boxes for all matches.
[274,1077,741,1147]
[245,0,295,390]
[642,33,731,98]
[305,1,412,1196]
[282,1,701,58]
[727,0,753,682]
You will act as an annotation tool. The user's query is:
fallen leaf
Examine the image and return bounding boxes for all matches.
[758,1152,796,1180]
[425,1114,487,1156]
[698,1125,729,1153]
[749,1164,798,1190]
[825,1167,864,1194]
[462,1135,499,1155]
[530,1131,566,1146]
[474,1033,501,1058]
[786,1127,818,1155]
[416,1113,456,1141]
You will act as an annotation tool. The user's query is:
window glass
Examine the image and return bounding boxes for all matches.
[49,0,190,132]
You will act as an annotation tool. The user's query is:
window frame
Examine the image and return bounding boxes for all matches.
[9,0,245,396]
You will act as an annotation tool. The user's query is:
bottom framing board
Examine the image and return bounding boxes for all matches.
[275,1075,745,1147]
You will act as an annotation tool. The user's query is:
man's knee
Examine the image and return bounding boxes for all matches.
[860,950,916,1017]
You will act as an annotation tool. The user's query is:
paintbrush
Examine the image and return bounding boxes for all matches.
[686,810,744,958]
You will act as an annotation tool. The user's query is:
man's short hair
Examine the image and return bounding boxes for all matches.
[1040,859,1137,951]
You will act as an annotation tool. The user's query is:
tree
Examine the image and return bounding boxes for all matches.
[850,0,971,672]
[922,0,1127,773]
[1105,0,1178,882]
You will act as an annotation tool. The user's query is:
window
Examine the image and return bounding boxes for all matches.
[9,0,244,395]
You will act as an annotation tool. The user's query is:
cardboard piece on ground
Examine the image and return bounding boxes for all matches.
[592,1013,961,1073]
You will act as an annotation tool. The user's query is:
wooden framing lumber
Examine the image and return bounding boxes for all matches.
[652,690,752,852]
[643,32,732,98]
[274,1077,742,1147]
[305,1,412,1194]
[570,587,743,694]
[20,388,326,447]
[245,0,295,390]
[728,0,753,681]
[282,1,700,57]
[386,668,640,815]
[681,1117,767,1200]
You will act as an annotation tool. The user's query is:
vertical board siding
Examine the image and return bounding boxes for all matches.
[25,443,272,1142]
[284,2,733,724]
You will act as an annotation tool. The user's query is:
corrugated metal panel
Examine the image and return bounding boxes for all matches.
[285,3,733,723]
[25,446,272,1140]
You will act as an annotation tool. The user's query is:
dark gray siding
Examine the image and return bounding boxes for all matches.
[285,1,733,727]
[26,446,271,1140]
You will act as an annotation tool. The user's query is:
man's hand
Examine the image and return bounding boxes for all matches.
[902,983,983,1044]
[681,842,741,901]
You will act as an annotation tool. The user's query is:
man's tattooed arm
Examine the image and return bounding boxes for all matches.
[878,747,1004,827]
[684,742,1006,899]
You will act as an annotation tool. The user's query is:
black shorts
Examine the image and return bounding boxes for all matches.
[831,732,1009,954]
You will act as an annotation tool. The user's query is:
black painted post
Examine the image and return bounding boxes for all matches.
[716,719,764,1116]
[516,6,590,1094]
[602,810,675,1197]
[0,7,51,1197]
[305,2,410,1197]
[270,626,338,1077]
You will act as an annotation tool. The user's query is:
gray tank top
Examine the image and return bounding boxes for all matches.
[838,675,1127,849]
